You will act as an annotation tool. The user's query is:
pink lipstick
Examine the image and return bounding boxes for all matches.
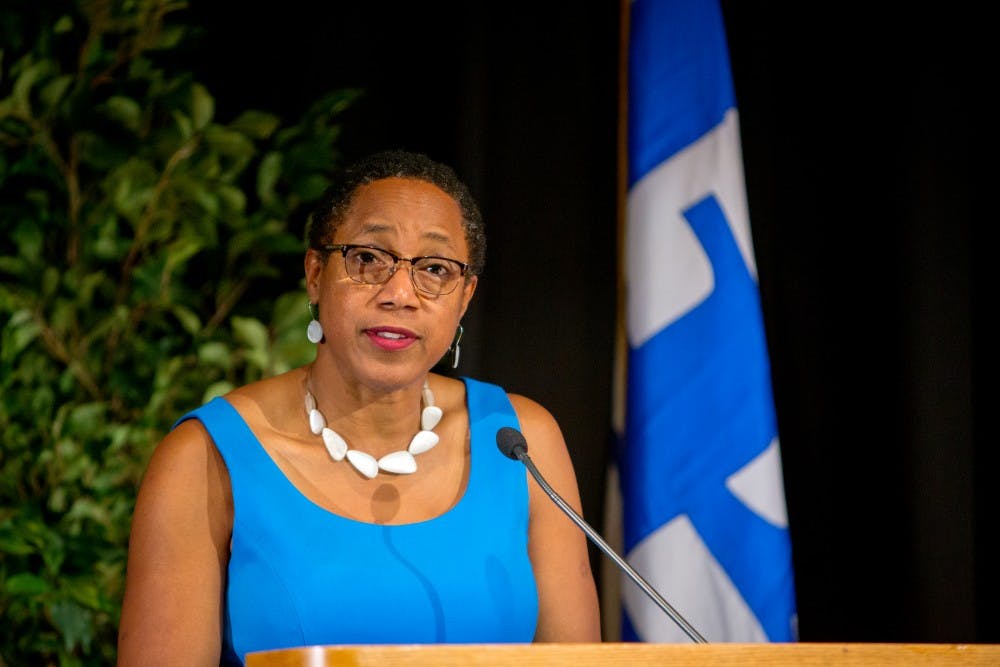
[364,326,418,351]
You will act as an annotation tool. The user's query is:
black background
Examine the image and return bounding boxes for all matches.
[186,1,995,642]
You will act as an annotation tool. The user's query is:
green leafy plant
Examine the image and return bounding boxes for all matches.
[0,1,357,663]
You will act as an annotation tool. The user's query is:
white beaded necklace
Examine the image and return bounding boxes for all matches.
[304,380,442,479]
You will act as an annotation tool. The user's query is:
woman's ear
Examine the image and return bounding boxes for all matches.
[458,275,478,319]
[304,248,324,303]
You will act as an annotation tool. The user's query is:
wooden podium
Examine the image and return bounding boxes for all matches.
[246,642,1000,666]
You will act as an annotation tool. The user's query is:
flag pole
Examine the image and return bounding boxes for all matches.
[600,0,631,643]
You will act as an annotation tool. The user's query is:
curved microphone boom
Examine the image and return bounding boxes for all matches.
[495,426,707,644]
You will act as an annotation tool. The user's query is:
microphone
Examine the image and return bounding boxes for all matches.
[496,426,708,644]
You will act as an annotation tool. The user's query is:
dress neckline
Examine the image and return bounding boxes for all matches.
[215,378,474,528]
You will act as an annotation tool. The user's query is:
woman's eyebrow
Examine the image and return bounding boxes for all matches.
[355,222,454,248]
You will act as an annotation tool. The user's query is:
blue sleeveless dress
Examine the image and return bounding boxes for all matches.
[175,377,539,665]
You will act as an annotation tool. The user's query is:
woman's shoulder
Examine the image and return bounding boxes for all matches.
[226,367,306,404]
[507,392,558,430]
[503,391,566,464]
[142,416,227,500]
[222,367,307,427]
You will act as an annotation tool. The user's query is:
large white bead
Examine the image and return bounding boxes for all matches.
[321,428,347,461]
[308,409,325,435]
[346,450,378,479]
[378,451,417,474]
[408,430,439,455]
[304,391,316,413]
[421,405,443,430]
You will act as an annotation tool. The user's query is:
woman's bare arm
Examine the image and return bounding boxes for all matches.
[117,419,233,666]
[510,394,602,642]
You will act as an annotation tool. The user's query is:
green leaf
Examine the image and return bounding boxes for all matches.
[49,598,94,653]
[203,125,253,158]
[171,305,202,335]
[72,271,107,308]
[13,220,44,263]
[77,130,130,171]
[91,215,126,260]
[0,527,37,556]
[190,82,214,130]
[257,151,282,204]
[217,184,247,214]
[66,403,107,436]
[202,380,234,404]
[0,255,28,277]
[244,348,268,372]
[66,579,104,611]
[230,110,280,140]
[41,266,59,298]
[39,74,73,112]
[11,57,56,115]
[102,95,143,134]
[153,24,187,50]
[66,497,111,529]
[6,573,50,595]
[163,237,204,276]
[231,316,268,352]
[294,173,332,201]
[109,159,157,222]
[53,15,74,34]
[272,291,309,333]
[172,109,193,140]
[49,486,68,513]
[197,341,232,370]
[2,311,40,361]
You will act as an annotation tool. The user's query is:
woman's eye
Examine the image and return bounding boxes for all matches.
[422,262,451,277]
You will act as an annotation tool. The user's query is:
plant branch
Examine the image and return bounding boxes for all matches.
[117,138,198,292]
[202,278,251,337]
[102,138,198,373]
[33,311,102,401]
[66,136,82,266]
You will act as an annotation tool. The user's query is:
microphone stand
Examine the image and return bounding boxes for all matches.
[516,449,708,644]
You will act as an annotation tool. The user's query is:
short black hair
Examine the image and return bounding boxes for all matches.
[307,150,486,276]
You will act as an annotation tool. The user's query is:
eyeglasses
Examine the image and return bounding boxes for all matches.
[321,244,470,296]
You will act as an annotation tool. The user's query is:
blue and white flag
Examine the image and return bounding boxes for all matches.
[620,0,797,642]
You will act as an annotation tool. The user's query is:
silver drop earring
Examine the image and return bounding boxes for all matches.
[450,324,464,369]
[307,302,324,344]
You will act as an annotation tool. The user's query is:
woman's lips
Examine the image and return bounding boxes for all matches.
[364,326,418,351]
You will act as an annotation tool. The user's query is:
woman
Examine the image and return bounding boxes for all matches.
[117,150,601,665]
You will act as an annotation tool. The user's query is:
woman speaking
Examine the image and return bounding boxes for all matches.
[117,150,601,665]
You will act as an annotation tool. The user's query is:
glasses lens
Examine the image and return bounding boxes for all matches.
[412,257,463,295]
[344,246,393,284]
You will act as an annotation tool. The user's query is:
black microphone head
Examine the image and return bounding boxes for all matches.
[496,426,528,460]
